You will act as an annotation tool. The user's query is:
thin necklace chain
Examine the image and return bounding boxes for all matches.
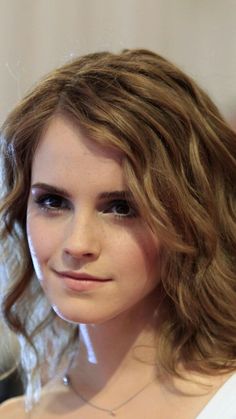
[63,374,154,416]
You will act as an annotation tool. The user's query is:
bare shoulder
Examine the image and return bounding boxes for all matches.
[0,396,27,419]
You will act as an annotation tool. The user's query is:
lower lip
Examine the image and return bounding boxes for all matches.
[58,276,111,292]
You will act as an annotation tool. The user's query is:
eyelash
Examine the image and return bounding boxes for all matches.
[33,194,137,219]
[104,200,137,219]
[33,194,71,212]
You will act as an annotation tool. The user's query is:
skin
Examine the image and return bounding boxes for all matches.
[1,114,234,418]
[26,114,161,326]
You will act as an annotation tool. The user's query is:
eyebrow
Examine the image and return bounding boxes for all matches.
[31,183,132,200]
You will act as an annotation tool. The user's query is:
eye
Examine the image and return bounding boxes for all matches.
[103,199,137,218]
[33,193,71,212]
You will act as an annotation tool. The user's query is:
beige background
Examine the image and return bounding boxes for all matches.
[0,0,236,372]
[0,0,236,126]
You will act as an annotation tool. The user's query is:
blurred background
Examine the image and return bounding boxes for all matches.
[1,0,236,127]
[0,0,236,402]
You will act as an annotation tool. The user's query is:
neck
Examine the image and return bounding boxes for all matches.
[70,295,158,391]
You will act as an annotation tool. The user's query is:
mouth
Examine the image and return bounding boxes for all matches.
[52,269,112,292]
[53,269,111,282]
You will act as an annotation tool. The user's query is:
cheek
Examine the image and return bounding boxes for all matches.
[114,229,161,281]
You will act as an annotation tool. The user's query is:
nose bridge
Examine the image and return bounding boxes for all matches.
[64,209,100,257]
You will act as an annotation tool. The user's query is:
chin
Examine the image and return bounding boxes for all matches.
[52,304,113,325]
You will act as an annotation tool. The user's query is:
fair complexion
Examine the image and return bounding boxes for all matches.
[26,114,161,408]
[1,115,233,418]
[22,114,233,419]
[26,115,161,326]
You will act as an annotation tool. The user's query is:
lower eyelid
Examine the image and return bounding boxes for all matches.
[33,200,68,212]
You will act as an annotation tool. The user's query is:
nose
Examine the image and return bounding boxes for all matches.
[62,212,101,262]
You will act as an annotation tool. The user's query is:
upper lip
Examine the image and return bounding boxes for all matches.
[53,269,110,282]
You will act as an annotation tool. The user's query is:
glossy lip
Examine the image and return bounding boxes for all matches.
[53,269,110,282]
[52,269,112,292]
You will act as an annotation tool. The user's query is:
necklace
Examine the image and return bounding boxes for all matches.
[63,374,153,416]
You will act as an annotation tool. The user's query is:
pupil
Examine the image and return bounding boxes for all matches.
[47,196,60,206]
[116,202,129,214]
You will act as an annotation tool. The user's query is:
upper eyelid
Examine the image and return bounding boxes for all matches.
[102,199,137,216]
[31,189,133,203]
[31,184,70,198]
[31,188,67,199]
[32,195,138,219]
[31,189,137,210]
[31,190,71,208]
[33,196,133,209]
[32,192,65,199]
[100,198,134,209]
[31,184,132,201]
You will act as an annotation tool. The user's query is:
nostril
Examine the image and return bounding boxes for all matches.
[63,248,97,258]
[62,249,99,270]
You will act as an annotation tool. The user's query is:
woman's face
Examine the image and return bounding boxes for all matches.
[26,115,161,324]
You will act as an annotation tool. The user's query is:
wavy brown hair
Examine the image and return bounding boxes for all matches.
[1,49,236,407]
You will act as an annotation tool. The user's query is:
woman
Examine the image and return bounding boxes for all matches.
[0,49,235,418]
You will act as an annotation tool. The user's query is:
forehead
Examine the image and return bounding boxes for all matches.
[31,115,125,190]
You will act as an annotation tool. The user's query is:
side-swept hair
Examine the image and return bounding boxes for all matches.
[1,49,236,409]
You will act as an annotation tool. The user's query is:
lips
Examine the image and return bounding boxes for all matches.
[53,269,110,282]
[52,268,112,292]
